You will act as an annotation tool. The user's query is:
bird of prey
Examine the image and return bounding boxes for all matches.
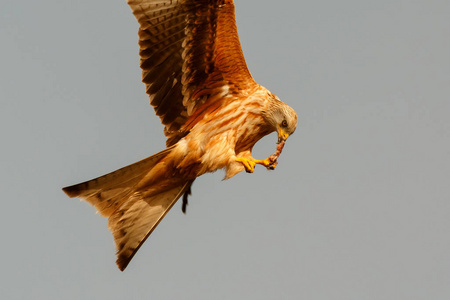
[63,0,297,271]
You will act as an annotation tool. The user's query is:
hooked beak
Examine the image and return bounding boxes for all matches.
[277,126,290,143]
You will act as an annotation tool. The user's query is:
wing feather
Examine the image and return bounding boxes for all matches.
[126,0,258,146]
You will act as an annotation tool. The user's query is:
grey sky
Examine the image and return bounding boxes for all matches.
[1,0,449,299]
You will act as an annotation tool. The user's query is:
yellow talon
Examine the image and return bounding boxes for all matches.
[237,157,278,173]
[236,158,256,173]
[267,161,278,170]
[254,157,277,170]
[261,158,272,167]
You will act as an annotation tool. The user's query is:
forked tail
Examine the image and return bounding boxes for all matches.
[62,147,193,271]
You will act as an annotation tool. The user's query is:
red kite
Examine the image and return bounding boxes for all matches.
[63,0,297,271]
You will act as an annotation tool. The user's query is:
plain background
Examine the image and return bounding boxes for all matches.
[1,0,449,299]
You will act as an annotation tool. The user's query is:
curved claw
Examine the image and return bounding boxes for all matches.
[267,161,278,170]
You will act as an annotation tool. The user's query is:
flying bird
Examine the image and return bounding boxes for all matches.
[63,0,297,271]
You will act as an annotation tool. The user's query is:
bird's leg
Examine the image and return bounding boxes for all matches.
[236,141,285,173]
[236,157,256,173]
[181,184,192,214]
[236,157,276,172]
[254,158,278,170]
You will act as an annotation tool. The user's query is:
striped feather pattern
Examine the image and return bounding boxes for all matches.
[62,147,174,217]
[127,0,257,146]
[108,180,193,271]
[63,1,298,272]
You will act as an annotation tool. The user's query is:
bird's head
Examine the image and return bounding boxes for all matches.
[263,96,297,143]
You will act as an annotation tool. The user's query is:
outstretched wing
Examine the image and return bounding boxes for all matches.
[127,0,258,146]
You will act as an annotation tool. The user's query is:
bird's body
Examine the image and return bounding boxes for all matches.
[63,0,297,271]
[170,85,274,179]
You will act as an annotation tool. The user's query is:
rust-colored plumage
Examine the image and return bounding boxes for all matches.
[63,0,297,271]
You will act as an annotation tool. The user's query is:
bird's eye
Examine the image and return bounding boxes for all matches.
[281,120,288,127]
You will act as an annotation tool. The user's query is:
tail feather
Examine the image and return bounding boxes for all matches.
[109,180,193,271]
[62,146,195,271]
[62,146,174,217]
